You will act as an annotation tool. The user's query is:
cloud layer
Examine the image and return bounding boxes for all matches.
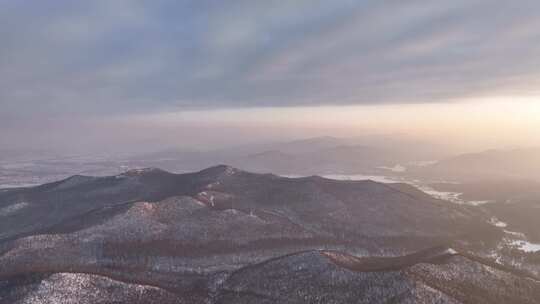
[2,0,540,119]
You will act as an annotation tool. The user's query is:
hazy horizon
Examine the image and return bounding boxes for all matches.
[3,98,539,156]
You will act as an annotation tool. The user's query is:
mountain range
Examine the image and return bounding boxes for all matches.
[413,148,540,182]
[1,165,537,303]
[127,135,449,175]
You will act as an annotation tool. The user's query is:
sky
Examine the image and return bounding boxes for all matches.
[1,1,540,153]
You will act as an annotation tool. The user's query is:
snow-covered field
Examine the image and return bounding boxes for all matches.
[282,173,400,184]
[0,183,42,189]
[320,174,399,183]
[377,164,407,172]
[284,172,496,207]
[415,185,492,206]
[510,240,540,253]
[0,201,30,216]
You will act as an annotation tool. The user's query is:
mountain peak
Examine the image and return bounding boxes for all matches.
[53,174,97,190]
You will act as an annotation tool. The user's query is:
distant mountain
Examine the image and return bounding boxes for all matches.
[414,148,540,182]
[231,150,299,173]
[125,135,449,175]
[227,145,398,174]
[0,166,528,303]
[267,136,348,154]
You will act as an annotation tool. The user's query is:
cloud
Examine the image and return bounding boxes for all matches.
[1,0,540,121]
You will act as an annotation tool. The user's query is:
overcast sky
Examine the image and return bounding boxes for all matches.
[1,1,540,152]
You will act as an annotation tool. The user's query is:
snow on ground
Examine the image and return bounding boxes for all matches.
[321,174,399,183]
[504,230,526,238]
[377,164,407,172]
[0,201,30,216]
[415,185,493,206]
[284,172,497,208]
[510,240,540,253]
[224,166,237,176]
[498,228,540,253]
[466,200,493,206]
[489,217,508,228]
[407,160,438,167]
[197,191,216,206]
[444,248,458,255]
[0,183,41,189]
[282,172,492,206]
[418,186,463,203]
[281,174,399,183]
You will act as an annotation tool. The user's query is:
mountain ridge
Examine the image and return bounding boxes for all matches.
[2,246,539,304]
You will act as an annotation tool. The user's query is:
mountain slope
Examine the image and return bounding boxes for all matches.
[2,247,538,304]
[217,247,540,304]
[0,165,497,246]
[0,273,183,304]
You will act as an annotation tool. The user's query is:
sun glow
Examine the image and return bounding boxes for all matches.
[134,96,540,151]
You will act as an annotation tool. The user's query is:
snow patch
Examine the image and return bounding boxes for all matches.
[223,209,239,215]
[499,228,540,253]
[504,230,526,238]
[281,173,398,183]
[378,164,407,172]
[0,201,30,216]
[206,181,221,189]
[467,200,493,206]
[408,160,438,167]
[510,240,540,253]
[444,248,458,255]
[198,191,216,206]
[416,185,493,206]
[193,199,207,206]
[118,167,163,177]
[322,174,398,183]
[224,166,237,176]
[488,251,504,264]
[0,183,40,189]
[489,217,508,228]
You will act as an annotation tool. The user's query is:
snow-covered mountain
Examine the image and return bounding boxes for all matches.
[0,166,537,303]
